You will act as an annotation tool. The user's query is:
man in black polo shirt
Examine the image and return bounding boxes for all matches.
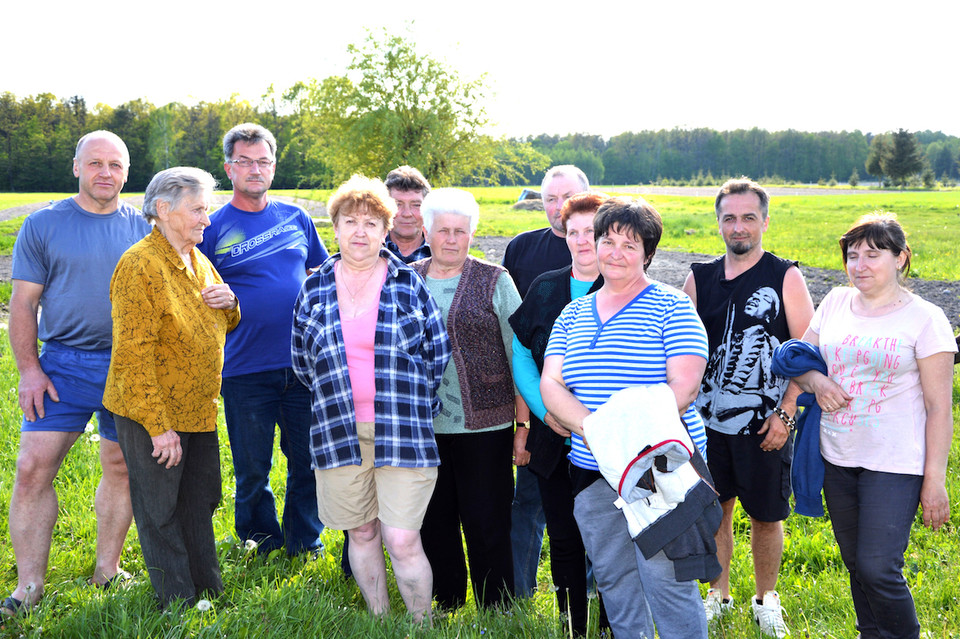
[503,164,589,597]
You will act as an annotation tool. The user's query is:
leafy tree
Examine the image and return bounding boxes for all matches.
[148,103,185,172]
[466,138,550,186]
[296,29,496,185]
[883,129,925,187]
[92,99,155,190]
[928,142,957,179]
[865,134,889,183]
[549,141,605,185]
[849,167,860,187]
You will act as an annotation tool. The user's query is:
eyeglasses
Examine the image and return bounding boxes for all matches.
[229,157,275,169]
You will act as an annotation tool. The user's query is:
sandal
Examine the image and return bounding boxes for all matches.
[1,596,23,617]
[86,570,132,590]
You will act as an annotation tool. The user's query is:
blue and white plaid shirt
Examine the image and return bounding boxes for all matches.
[292,249,451,470]
[384,236,432,264]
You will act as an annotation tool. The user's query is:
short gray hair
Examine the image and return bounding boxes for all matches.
[75,130,130,167]
[223,123,277,162]
[142,167,217,222]
[541,165,589,195]
[422,188,480,234]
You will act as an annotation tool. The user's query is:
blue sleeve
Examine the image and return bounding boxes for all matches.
[512,335,547,421]
[11,216,47,284]
[662,294,709,359]
[303,212,329,268]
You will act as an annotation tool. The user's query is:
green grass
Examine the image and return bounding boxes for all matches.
[1,331,960,636]
[648,191,960,281]
[0,194,72,209]
[2,187,960,635]
[279,188,960,281]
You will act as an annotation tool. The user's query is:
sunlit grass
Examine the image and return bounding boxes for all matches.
[1,328,959,636]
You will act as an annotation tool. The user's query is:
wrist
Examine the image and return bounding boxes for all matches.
[772,406,796,431]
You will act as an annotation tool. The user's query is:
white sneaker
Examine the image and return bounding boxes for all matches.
[752,590,789,638]
[703,588,734,624]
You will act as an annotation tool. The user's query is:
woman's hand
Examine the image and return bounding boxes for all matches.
[544,411,571,438]
[151,429,182,468]
[794,328,852,413]
[201,283,238,310]
[513,427,531,467]
[806,372,853,413]
[540,355,590,437]
[920,478,950,530]
[918,351,954,531]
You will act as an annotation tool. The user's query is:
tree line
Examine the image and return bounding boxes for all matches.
[525,128,960,187]
[2,31,958,193]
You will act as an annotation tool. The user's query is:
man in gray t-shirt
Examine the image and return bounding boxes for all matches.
[3,131,151,617]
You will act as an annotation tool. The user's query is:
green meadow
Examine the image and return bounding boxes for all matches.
[1,189,959,637]
[275,188,960,281]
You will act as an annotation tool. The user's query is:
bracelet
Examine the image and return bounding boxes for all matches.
[516,421,530,430]
[772,406,796,431]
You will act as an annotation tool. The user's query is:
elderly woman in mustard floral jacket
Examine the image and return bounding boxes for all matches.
[103,166,239,609]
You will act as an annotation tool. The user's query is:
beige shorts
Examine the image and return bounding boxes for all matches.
[315,421,438,531]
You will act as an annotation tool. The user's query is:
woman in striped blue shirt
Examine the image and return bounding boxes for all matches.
[541,196,711,639]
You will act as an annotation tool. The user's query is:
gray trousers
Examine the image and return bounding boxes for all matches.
[115,416,223,608]
[573,478,708,639]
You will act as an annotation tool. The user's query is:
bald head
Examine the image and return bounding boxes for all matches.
[75,130,130,168]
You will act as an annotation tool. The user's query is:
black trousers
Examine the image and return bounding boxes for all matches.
[421,428,515,609]
[115,416,223,608]
[538,460,590,634]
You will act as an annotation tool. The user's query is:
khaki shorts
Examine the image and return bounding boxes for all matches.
[315,422,438,531]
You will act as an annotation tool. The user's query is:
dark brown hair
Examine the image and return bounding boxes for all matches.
[839,211,911,277]
[593,197,662,271]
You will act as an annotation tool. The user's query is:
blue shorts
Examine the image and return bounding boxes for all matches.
[21,340,117,442]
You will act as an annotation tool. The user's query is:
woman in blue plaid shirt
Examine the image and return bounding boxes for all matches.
[292,175,451,622]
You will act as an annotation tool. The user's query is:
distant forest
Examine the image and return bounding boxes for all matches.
[2,91,958,192]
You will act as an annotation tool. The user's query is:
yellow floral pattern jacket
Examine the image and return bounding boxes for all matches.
[103,226,240,437]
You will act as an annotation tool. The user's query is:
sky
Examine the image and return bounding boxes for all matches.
[7,0,959,139]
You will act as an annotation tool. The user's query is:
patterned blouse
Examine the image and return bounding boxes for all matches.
[103,226,240,437]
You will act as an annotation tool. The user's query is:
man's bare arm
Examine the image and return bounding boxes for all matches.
[9,279,58,421]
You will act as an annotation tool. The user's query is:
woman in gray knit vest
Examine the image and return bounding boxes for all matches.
[411,188,524,609]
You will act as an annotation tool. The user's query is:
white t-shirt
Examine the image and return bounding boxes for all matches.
[809,287,957,475]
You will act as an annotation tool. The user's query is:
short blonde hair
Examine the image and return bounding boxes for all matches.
[327,175,396,230]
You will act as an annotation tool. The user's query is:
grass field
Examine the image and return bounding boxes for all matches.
[279,188,960,281]
[1,188,960,636]
[1,336,958,637]
[4,189,960,281]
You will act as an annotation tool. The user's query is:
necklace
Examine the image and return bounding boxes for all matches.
[338,260,379,304]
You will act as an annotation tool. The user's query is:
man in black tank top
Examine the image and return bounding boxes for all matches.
[682,178,815,638]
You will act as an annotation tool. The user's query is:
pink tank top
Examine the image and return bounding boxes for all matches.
[339,265,387,422]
